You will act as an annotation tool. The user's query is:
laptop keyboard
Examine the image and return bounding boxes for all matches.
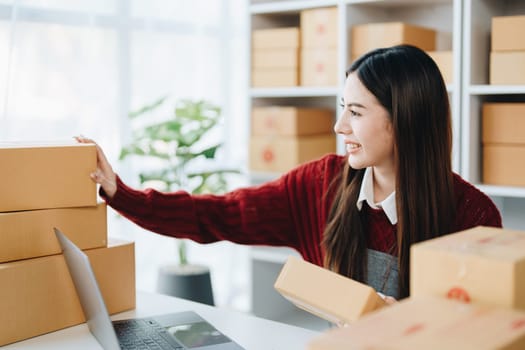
[114,319,184,350]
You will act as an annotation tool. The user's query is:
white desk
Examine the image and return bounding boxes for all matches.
[3,291,320,350]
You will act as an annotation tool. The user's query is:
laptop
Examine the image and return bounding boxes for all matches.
[54,227,244,350]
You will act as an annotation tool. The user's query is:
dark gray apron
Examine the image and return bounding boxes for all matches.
[365,249,400,300]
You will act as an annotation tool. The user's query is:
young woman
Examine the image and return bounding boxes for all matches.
[77,45,501,301]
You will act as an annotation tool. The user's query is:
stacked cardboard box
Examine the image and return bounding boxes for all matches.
[249,106,335,172]
[482,103,525,186]
[350,22,436,62]
[306,226,525,348]
[251,27,300,87]
[300,7,338,86]
[0,142,135,346]
[490,15,525,85]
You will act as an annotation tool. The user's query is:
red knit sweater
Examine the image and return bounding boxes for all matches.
[103,154,502,266]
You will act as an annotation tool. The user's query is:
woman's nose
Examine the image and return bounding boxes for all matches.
[334,111,351,135]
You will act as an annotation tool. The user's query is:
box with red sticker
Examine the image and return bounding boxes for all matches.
[307,296,525,349]
[410,226,525,311]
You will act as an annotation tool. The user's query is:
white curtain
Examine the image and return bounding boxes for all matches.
[0,0,251,311]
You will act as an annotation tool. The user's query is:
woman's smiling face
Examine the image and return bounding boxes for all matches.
[334,72,395,172]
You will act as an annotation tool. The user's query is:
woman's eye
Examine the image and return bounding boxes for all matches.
[350,110,359,117]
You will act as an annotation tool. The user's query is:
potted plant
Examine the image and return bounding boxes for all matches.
[119,96,238,305]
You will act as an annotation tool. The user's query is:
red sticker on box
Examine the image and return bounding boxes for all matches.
[317,24,325,34]
[262,148,274,163]
[403,323,424,336]
[446,287,471,303]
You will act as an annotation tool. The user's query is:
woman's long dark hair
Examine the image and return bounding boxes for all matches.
[322,45,455,298]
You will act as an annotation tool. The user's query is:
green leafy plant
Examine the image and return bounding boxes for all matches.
[120,97,238,265]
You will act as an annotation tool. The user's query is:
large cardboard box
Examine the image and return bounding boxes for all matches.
[251,106,334,136]
[483,145,525,186]
[490,51,525,85]
[411,226,525,310]
[251,68,299,87]
[427,50,453,85]
[0,239,135,346]
[351,22,436,58]
[250,134,335,173]
[274,256,385,325]
[308,296,525,350]
[252,48,300,69]
[301,48,338,86]
[0,203,107,263]
[492,15,525,52]
[252,27,300,49]
[300,7,338,48]
[482,103,525,144]
[0,142,97,212]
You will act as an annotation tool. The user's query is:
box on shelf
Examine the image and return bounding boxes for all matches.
[0,202,107,263]
[250,134,336,173]
[252,48,300,69]
[351,22,436,59]
[0,142,97,212]
[308,296,525,350]
[274,256,385,325]
[252,106,334,137]
[483,145,525,186]
[411,226,525,310]
[483,103,525,144]
[300,7,338,48]
[252,27,300,49]
[251,68,299,87]
[0,239,135,346]
[301,48,338,86]
[427,50,453,85]
[492,15,525,52]
[490,51,525,85]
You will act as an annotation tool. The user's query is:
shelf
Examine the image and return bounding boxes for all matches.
[250,0,338,14]
[250,86,339,98]
[469,85,525,95]
[250,246,300,264]
[476,184,525,198]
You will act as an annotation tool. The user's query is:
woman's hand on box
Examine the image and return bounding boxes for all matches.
[74,136,117,199]
[377,292,397,305]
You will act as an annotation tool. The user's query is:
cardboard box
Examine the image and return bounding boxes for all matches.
[0,203,107,263]
[483,145,525,186]
[252,48,299,69]
[0,142,97,212]
[301,48,338,86]
[252,27,300,49]
[351,22,436,58]
[251,68,299,87]
[0,239,135,346]
[483,103,525,144]
[250,134,336,173]
[490,51,525,85]
[251,106,334,136]
[411,226,525,310]
[300,7,338,48]
[427,50,453,85]
[492,15,525,52]
[308,296,525,350]
[274,256,385,325]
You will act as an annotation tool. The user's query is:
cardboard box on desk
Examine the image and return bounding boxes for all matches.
[411,226,525,311]
[274,256,386,325]
[0,203,107,263]
[0,239,135,346]
[0,142,97,212]
[249,134,335,173]
[251,106,334,136]
[308,296,525,350]
[351,22,436,59]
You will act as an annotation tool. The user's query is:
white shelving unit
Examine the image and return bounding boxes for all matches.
[248,0,525,330]
[461,0,525,229]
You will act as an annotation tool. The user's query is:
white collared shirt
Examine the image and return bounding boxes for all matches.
[356,167,397,225]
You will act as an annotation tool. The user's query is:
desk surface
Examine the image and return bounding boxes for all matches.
[3,291,320,350]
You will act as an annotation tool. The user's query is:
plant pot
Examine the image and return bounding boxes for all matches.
[156,264,215,306]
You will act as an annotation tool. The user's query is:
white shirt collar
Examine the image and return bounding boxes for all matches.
[356,167,397,225]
